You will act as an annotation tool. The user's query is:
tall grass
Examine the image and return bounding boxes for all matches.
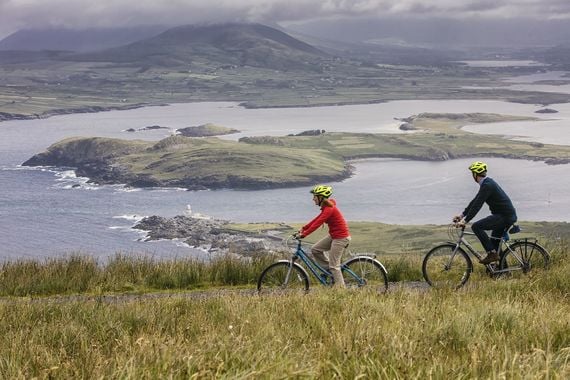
[0,239,568,377]
[0,254,277,297]
[0,228,564,297]
[0,252,428,297]
[0,263,568,378]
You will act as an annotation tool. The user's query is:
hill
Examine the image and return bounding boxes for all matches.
[66,23,328,70]
[541,43,570,67]
[0,26,167,52]
[22,113,570,190]
[22,135,349,189]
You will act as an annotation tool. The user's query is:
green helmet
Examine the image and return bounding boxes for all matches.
[310,184,333,198]
[468,161,488,174]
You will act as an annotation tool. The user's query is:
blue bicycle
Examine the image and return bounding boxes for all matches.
[257,236,388,294]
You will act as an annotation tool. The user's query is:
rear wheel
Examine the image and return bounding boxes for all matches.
[422,244,472,289]
[257,262,309,295]
[499,241,550,278]
[343,256,388,293]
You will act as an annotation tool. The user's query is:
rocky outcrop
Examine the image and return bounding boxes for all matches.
[399,122,416,131]
[535,108,558,114]
[176,123,239,137]
[0,112,30,121]
[134,215,282,255]
[125,125,169,132]
[238,136,285,145]
[291,129,325,136]
[545,157,570,165]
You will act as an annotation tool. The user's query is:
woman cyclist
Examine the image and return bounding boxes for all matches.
[296,185,351,287]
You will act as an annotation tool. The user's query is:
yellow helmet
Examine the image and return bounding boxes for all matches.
[310,185,333,198]
[468,161,488,174]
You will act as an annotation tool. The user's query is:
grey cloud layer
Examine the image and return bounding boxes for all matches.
[1,0,570,37]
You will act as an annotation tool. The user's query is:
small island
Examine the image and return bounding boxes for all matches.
[22,113,570,190]
[535,108,558,114]
[176,123,240,137]
[125,125,170,132]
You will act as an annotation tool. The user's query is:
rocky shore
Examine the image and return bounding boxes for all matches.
[21,113,570,192]
[22,135,353,190]
[133,215,286,256]
[0,103,160,122]
[176,123,240,137]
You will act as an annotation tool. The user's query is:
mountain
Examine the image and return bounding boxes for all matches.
[285,17,570,48]
[66,23,328,71]
[0,26,168,52]
[0,50,71,64]
[541,43,570,66]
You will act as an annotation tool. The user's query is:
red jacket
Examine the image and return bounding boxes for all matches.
[301,199,350,239]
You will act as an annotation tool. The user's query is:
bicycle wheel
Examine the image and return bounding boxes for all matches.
[257,262,309,294]
[343,256,388,293]
[422,244,472,289]
[499,241,550,277]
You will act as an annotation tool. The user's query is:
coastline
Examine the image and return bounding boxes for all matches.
[3,88,570,123]
[0,102,167,122]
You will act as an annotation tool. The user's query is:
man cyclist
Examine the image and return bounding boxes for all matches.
[296,185,351,288]
[454,161,517,265]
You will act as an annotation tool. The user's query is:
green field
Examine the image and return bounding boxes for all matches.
[0,219,568,378]
[1,221,567,297]
[2,55,570,119]
[25,112,570,189]
[3,29,570,378]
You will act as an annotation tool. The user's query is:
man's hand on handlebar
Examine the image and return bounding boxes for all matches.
[293,231,305,239]
[452,215,466,228]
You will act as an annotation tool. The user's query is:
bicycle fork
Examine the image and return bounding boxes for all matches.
[282,260,295,286]
[445,245,463,271]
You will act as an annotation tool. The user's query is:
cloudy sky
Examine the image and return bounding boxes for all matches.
[1,0,570,43]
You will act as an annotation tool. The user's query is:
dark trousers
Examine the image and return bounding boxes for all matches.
[471,214,517,253]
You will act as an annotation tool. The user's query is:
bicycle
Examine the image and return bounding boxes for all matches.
[257,236,388,294]
[422,224,550,289]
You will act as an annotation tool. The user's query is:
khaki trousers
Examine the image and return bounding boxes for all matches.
[311,235,351,288]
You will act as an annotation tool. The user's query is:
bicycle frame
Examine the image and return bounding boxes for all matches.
[282,238,369,286]
[450,226,533,275]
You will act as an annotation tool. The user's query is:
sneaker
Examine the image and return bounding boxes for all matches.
[480,251,499,265]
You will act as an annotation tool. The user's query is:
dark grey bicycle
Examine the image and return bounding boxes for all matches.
[422,224,550,289]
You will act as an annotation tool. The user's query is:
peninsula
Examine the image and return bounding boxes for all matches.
[22,113,570,190]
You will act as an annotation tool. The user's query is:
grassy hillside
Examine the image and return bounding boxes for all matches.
[0,221,566,297]
[2,23,570,119]
[0,220,568,378]
[67,23,327,72]
[23,112,570,189]
[24,134,350,188]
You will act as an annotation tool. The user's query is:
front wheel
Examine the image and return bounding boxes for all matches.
[499,241,550,278]
[257,262,309,295]
[342,256,389,293]
[422,244,472,289]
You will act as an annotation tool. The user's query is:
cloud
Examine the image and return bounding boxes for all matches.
[1,0,570,39]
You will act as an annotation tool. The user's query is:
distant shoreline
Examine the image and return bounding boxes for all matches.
[3,91,570,123]
[21,110,570,192]
[0,102,167,122]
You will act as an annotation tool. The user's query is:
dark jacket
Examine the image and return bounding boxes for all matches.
[463,177,517,223]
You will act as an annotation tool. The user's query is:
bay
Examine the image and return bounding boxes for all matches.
[1,99,569,260]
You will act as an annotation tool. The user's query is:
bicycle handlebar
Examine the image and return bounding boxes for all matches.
[284,234,303,248]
